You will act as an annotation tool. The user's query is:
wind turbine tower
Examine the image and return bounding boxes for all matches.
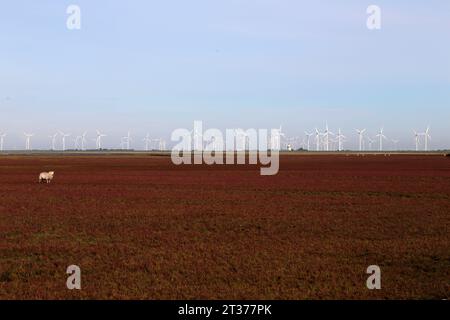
[375,128,387,151]
[122,131,132,150]
[304,131,313,151]
[314,128,322,151]
[96,130,107,150]
[355,129,366,151]
[59,131,71,151]
[336,128,346,151]
[49,133,58,150]
[74,135,82,150]
[143,133,151,151]
[421,126,431,151]
[323,122,333,151]
[413,130,420,151]
[80,132,87,150]
[24,133,34,150]
[0,132,6,151]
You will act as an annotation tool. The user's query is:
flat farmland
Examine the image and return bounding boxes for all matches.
[0,154,449,299]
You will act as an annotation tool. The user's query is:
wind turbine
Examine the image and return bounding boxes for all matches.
[122,131,132,150]
[421,126,431,151]
[73,135,82,150]
[59,131,71,151]
[24,133,34,150]
[355,129,366,151]
[304,131,313,151]
[143,133,151,151]
[48,133,58,150]
[268,126,284,150]
[278,125,286,150]
[159,138,166,151]
[81,131,88,150]
[119,137,126,150]
[0,132,6,151]
[413,130,420,151]
[96,130,107,149]
[375,127,387,151]
[314,128,322,151]
[322,122,333,151]
[336,128,346,151]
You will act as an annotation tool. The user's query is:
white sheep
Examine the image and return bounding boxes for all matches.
[39,171,55,183]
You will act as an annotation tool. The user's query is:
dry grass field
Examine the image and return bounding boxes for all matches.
[0,154,449,299]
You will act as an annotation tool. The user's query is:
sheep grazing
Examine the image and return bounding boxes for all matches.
[39,171,55,184]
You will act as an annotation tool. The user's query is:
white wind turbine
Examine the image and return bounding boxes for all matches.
[81,131,88,150]
[143,133,151,151]
[271,125,285,150]
[59,131,71,151]
[314,128,322,151]
[268,126,283,150]
[73,135,83,150]
[0,132,6,151]
[413,130,420,151]
[24,133,34,150]
[336,128,346,151]
[159,138,166,151]
[278,125,286,150]
[375,127,387,151]
[119,137,126,150]
[304,131,313,151]
[96,130,107,149]
[48,133,58,150]
[355,129,366,151]
[122,131,132,150]
[421,126,431,151]
[322,122,333,151]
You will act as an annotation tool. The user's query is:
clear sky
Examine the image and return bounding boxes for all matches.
[0,0,449,150]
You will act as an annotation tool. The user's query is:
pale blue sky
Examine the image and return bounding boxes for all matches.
[0,1,449,150]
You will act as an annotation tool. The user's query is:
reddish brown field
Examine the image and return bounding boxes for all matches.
[0,154,449,299]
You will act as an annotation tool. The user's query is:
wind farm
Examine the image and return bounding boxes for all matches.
[0,124,445,155]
